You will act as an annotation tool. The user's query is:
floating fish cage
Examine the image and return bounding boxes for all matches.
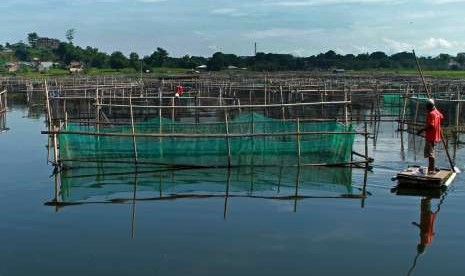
[41,77,373,170]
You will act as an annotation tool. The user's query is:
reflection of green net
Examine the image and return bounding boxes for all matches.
[58,166,353,202]
[59,113,355,168]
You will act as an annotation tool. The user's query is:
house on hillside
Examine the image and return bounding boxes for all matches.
[29,58,58,72]
[69,61,84,74]
[448,58,461,70]
[333,69,345,75]
[38,62,58,73]
[37,37,60,49]
[5,62,19,73]
[0,49,14,57]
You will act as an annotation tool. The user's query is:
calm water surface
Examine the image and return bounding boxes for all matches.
[0,104,464,276]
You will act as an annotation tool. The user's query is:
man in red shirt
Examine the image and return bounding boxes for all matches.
[416,99,443,174]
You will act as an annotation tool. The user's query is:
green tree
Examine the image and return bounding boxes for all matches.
[66,29,76,44]
[208,52,225,71]
[456,53,465,67]
[149,47,169,67]
[27,32,39,48]
[109,51,129,69]
[14,42,30,61]
[129,52,140,70]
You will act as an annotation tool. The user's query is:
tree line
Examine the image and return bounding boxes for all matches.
[1,31,464,72]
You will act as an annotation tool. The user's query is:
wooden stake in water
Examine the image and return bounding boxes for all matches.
[225,109,232,168]
[129,92,139,164]
[296,118,301,166]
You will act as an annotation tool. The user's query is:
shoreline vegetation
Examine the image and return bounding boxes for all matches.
[2,31,465,78]
[7,68,465,79]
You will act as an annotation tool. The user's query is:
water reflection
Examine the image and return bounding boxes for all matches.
[47,165,368,209]
[393,188,448,276]
[0,111,8,133]
[412,197,437,255]
[49,166,366,203]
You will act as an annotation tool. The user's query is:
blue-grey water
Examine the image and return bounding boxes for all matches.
[0,104,464,276]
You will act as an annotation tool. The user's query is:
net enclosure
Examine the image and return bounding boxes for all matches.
[59,113,355,168]
[41,76,374,170]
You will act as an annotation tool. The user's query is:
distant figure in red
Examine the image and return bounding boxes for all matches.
[412,197,436,254]
[175,85,184,98]
[416,99,443,174]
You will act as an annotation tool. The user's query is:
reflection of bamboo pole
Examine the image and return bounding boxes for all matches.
[131,169,138,239]
[364,122,369,168]
[294,166,301,213]
[53,169,62,212]
[223,169,231,220]
[361,168,368,208]
[278,165,283,193]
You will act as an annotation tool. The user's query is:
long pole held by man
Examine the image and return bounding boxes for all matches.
[413,50,458,174]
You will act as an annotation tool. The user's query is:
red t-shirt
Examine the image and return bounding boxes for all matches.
[176,85,184,95]
[425,109,443,142]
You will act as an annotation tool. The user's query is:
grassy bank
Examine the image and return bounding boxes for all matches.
[352,69,465,78]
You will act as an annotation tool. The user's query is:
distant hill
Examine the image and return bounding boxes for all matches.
[1,32,465,74]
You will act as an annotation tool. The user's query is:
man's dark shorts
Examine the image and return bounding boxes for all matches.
[424,140,435,158]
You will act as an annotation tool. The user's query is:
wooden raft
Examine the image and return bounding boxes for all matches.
[396,166,456,188]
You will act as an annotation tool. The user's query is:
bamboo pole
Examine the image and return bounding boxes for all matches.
[53,126,59,167]
[171,97,175,123]
[296,118,301,166]
[44,81,52,129]
[344,86,349,123]
[456,89,460,132]
[44,81,55,165]
[279,86,285,120]
[413,50,456,172]
[95,100,352,110]
[225,110,232,167]
[42,129,366,138]
[95,87,100,137]
[129,91,139,164]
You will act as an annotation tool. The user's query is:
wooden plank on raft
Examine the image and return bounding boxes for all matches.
[396,166,456,188]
